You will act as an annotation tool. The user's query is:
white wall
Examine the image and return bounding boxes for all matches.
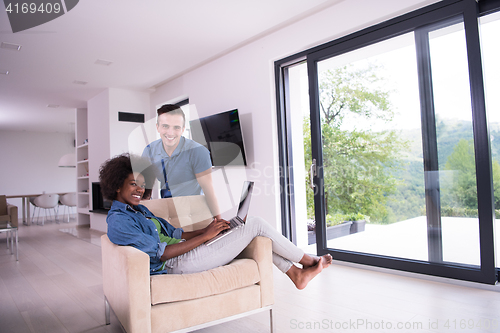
[109,88,151,157]
[88,89,111,186]
[87,89,111,232]
[87,88,150,232]
[150,0,440,228]
[88,87,151,166]
[0,130,76,209]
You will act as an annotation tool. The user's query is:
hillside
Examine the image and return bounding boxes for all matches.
[384,118,500,223]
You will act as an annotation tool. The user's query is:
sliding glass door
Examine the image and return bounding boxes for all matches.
[276,0,499,284]
[312,32,431,261]
[310,17,484,267]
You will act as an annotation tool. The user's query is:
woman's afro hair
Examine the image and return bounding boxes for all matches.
[98,153,155,201]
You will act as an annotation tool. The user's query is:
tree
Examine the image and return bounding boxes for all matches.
[305,64,408,222]
[443,138,500,210]
[319,64,392,127]
[443,139,477,209]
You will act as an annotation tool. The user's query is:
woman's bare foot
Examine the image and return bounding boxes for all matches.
[321,254,333,268]
[286,257,325,290]
[301,254,333,269]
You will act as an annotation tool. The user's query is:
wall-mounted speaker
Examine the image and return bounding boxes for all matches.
[118,112,145,123]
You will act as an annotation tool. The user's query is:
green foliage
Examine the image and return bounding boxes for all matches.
[442,139,477,209]
[386,119,500,220]
[384,159,425,223]
[436,117,474,169]
[440,137,500,213]
[304,65,500,224]
[431,206,500,219]
[319,65,392,126]
[325,213,370,227]
[492,161,500,209]
[439,206,479,218]
[305,64,408,223]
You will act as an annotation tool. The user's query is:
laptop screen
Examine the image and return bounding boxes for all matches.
[236,181,254,222]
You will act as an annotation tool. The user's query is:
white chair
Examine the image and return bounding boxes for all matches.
[33,194,59,225]
[59,193,76,223]
[29,196,38,221]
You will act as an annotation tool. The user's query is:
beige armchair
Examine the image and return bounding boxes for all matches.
[0,195,19,261]
[101,195,274,333]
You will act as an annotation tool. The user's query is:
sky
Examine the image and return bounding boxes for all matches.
[294,12,500,134]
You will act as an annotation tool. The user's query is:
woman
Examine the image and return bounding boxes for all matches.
[100,154,332,289]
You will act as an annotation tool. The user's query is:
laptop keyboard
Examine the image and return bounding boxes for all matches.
[219,217,243,234]
[229,218,239,228]
[207,216,245,245]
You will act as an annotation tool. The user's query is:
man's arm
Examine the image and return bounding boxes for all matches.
[196,168,221,220]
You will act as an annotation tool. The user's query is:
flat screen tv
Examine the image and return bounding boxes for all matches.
[190,109,247,166]
[91,182,112,213]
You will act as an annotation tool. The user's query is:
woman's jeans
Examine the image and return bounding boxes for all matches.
[164,216,304,274]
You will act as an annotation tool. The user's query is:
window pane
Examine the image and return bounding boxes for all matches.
[428,21,480,266]
[480,11,500,268]
[180,103,191,139]
[312,20,482,268]
[287,62,313,250]
[315,33,429,261]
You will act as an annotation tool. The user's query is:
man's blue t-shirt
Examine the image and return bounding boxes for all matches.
[142,137,212,197]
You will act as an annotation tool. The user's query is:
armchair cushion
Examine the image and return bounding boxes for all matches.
[0,215,9,224]
[151,285,262,332]
[150,258,260,304]
[7,204,18,228]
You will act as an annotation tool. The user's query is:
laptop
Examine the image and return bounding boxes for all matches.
[206,181,254,245]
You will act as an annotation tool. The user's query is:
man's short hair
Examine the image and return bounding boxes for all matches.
[157,104,185,126]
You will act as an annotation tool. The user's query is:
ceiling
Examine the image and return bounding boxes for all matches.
[0,0,341,133]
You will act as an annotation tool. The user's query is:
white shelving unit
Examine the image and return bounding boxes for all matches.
[76,108,90,226]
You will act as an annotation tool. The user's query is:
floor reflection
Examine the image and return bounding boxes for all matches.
[59,225,104,246]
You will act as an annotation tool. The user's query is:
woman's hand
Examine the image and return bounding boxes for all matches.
[203,218,230,241]
[161,218,230,261]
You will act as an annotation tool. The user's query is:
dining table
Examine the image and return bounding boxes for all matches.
[6,193,68,226]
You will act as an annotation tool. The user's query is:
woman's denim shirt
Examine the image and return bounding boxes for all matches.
[106,200,184,275]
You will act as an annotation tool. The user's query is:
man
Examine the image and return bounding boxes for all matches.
[142,104,221,219]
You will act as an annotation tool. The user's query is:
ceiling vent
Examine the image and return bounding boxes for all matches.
[73,80,88,85]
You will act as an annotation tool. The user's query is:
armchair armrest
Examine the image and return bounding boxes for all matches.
[236,236,274,306]
[101,235,152,333]
[7,204,18,228]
